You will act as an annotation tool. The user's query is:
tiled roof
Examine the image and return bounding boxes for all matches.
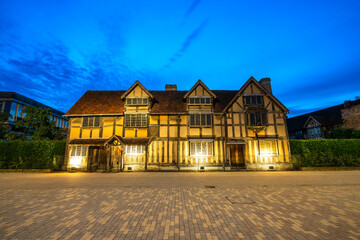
[65,90,239,116]
[287,104,345,131]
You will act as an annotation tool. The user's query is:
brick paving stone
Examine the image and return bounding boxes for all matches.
[0,171,360,239]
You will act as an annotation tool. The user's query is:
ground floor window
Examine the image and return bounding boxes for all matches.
[307,127,321,138]
[70,146,87,157]
[190,141,213,156]
[259,140,277,156]
[126,145,145,155]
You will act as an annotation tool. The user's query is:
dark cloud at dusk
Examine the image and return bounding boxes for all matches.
[0,0,360,116]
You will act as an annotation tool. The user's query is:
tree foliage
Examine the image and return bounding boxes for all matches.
[325,129,360,139]
[290,139,360,168]
[14,106,66,141]
[0,111,11,139]
[0,140,66,169]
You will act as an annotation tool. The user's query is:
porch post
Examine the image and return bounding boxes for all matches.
[145,145,148,171]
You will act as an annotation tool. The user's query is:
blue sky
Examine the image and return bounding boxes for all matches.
[1,0,360,117]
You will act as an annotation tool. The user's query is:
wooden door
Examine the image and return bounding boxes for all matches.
[229,145,245,167]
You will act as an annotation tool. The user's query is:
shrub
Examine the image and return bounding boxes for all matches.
[0,140,66,169]
[290,139,360,167]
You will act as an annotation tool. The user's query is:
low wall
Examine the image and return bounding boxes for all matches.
[301,167,360,171]
[246,163,294,171]
[0,169,52,173]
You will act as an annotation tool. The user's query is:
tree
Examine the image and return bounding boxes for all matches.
[15,106,66,141]
[0,111,11,139]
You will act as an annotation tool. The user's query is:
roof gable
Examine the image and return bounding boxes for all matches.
[120,80,154,99]
[183,80,217,99]
[223,77,289,113]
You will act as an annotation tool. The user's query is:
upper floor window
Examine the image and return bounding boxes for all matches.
[83,116,100,127]
[190,141,213,156]
[189,97,211,105]
[248,112,268,126]
[244,95,263,105]
[125,114,147,127]
[126,98,148,105]
[190,113,212,127]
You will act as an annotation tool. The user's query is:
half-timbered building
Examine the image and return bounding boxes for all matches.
[64,77,291,171]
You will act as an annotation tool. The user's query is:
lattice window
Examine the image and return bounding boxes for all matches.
[190,141,214,156]
[125,114,147,127]
[190,114,212,127]
[83,116,100,127]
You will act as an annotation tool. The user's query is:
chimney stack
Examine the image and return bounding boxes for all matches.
[259,78,272,93]
[165,84,177,91]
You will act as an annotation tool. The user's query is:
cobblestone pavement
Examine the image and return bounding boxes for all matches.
[0,171,360,240]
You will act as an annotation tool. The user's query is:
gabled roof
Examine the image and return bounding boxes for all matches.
[303,116,321,128]
[120,80,154,99]
[223,77,289,113]
[183,79,217,99]
[287,104,345,131]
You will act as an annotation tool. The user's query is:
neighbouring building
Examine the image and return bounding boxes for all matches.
[64,77,291,172]
[287,99,360,139]
[0,92,68,135]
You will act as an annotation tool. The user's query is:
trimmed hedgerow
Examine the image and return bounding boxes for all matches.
[290,139,360,168]
[0,140,66,169]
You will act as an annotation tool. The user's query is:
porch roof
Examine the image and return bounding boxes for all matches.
[69,139,107,145]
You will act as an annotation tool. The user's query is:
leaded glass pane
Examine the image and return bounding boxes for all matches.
[82,146,87,156]
[71,146,76,156]
[76,146,82,156]
[94,117,100,126]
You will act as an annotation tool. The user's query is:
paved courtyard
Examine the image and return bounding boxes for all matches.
[0,171,360,240]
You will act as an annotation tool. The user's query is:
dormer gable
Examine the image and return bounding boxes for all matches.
[223,76,289,114]
[120,80,154,100]
[183,80,217,99]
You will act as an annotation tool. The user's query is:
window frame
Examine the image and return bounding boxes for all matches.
[125,145,146,155]
[82,116,101,127]
[188,96,212,105]
[70,145,87,157]
[126,97,149,106]
[124,114,148,128]
[247,111,268,126]
[244,94,264,106]
[189,113,212,127]
[259,140,278,156]
[189,141,214,156]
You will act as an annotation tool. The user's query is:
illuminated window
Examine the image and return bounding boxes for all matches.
[83,116,100,127]
[189,97,211,105]
[125,145,145,155]
[259,141,277,156]
[70,146,87,157]
[190,141,213,156]
[190,114,212,127]
[248,112,268,126]
[244,95,264,105]
[125,114,147,127]
[126,98,148,105]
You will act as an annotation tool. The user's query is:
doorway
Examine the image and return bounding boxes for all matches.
[229,144,245,167]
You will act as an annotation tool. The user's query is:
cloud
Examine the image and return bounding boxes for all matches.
[184,0,202,18]
[161,19,209,70]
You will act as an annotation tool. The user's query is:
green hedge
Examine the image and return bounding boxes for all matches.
[0,140,66,169]
[290,139,360,168]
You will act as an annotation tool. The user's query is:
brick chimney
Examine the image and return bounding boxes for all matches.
[165,84,177,91]
[259,78,272,93]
